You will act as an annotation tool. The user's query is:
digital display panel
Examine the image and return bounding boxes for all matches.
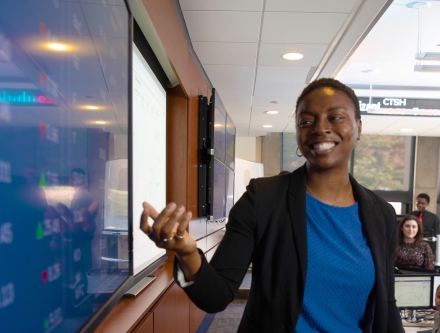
[213,158,226,221]
[395,275,432,309]
[225,168,235,217]
[432,275,440,308]
[132,44,167,275]
[213,93,226,164]
[0,1,130,332]
[225,114,236,171]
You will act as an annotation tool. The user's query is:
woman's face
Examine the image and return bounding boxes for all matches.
[296,87,361,171]
[402,220,418,240]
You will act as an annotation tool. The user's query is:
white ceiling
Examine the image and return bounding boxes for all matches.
[179,0,440,137]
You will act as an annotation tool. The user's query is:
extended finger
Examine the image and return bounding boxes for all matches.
[175,211,192,239]
[150,202,178,241]
[161,205,185,240]
[140,203,153,235]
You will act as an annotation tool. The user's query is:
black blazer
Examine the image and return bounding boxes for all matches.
[177,165,404,333]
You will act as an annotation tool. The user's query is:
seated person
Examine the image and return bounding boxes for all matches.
[395,215,434,270]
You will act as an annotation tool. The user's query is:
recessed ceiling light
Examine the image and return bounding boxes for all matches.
[265,110,278,115]
[401,128,414,132]
[263,125,273,128]
[47,43,68,51]
[361,69,381,73]
[95,121,106,124]
[85,105,99,110]
[281,53,304,60]
[269,101,278,104]
[214,124,222,127]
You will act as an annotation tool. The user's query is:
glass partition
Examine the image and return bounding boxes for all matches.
[0,1,130,332]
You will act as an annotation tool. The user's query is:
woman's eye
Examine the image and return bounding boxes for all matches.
[299,120,312,126]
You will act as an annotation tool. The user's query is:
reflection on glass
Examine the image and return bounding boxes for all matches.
[0,1,130,332]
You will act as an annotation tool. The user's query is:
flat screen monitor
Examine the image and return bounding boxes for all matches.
[432,275,440,308]
[225,115,236,171]
[212,91,226,164]
[225,168,235,217]
[0,0,131,332]
[132,44,167,275]
[395,275,432,309]
[212,158,226,221]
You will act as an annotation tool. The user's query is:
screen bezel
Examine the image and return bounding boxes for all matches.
[394,274,433,310]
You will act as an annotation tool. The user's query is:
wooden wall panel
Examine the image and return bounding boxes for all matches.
[189,301,206,333]
[133,312,154,333]
[153,283,190,333]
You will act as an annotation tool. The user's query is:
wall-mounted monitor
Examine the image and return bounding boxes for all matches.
[132,43,167,276]
[212,89,226,164]
[225,115,236,171]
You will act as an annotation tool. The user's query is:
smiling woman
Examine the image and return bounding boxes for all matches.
[139,78,405,333]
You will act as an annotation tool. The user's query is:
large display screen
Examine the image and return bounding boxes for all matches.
[213,93,226,164]
[225,114,236,171]
[0,1,131,332]
[212,158,226,220]
[132,44,166,275]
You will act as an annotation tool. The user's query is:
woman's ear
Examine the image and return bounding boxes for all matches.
[357,119,362,140]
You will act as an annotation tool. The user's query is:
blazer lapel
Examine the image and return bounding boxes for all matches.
[287,165,308,284]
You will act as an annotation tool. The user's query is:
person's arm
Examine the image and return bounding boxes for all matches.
[434,215,440,237]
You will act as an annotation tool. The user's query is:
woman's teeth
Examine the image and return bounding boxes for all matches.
[313,142,335,151]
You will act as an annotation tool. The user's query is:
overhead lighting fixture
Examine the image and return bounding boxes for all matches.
[281,53,304,61]
[95,121,106,124]
[269,101,278,104]
[415,52,440,60]
[262,125,273,128]
[47,43,68,51]
[265,110,278,115]
[214,123,222,127]
[401,128,414,132]
[414,63,440,72]
[85,105,99,110]
[406,1,430,8]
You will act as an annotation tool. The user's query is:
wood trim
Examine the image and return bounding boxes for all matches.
[94,262,174,333]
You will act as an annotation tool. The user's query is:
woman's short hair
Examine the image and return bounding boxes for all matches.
[397,214,424,243]
[295,78,361,121]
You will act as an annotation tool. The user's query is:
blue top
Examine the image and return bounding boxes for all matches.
[295,193,375,332]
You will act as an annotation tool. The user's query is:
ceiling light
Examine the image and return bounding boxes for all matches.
[214,124,222,127]
[361,69,381,74]
[85,105,99,110]
[281,53,304,61]
[415,52,440,60]
[269,101,278,104]
[414,64,440,72]
[406,1,430,8]
[47,43,68,51]
[265,110,278,115]
[401,128,414,132]
[95,121,106,124]
[263,125,273,128]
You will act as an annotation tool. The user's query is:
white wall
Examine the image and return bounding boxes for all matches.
[236,136,262,162]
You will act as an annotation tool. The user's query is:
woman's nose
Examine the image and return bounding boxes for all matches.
[311,118,331,135]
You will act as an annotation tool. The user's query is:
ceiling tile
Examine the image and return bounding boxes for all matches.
[258,43,328,67]
[256,66,311,83]
[183,11,261,42]
[261,12,348,44]
[204,65,256,83]
[358,115,396,135]
[265,0,358,13]
[221,95,252,108]
[253,82,305,98]
[252,95,298,108]
[214,82,253,97]
[193,42,258,65]
[179,0,263,11]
